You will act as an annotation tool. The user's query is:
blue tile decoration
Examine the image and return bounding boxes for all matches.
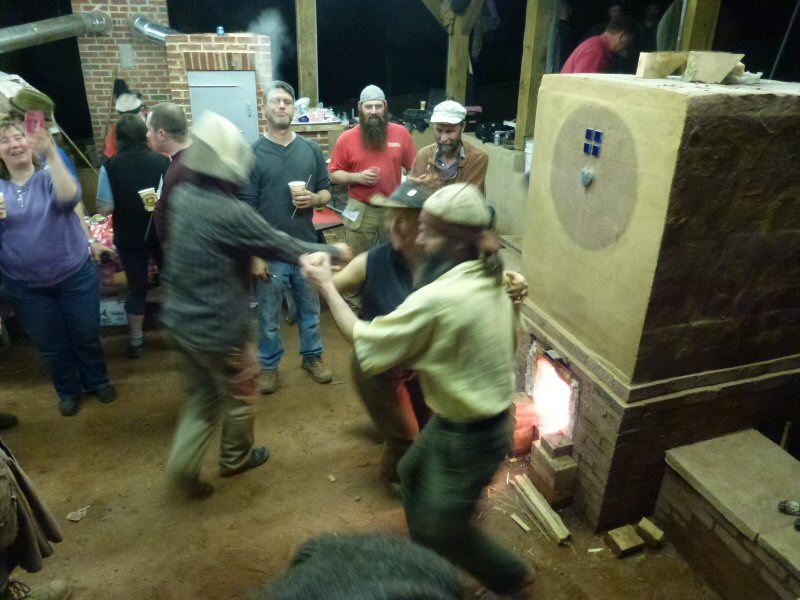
[582,127,603,158]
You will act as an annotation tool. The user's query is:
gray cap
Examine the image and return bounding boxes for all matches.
[370,182,431,209]
[359,84,386,103]
[422,183,490,227]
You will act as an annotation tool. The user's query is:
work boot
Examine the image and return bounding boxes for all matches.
[0,412,18,429]
[93,384,117,404]
[220,446,270,477]
[1,579,71,600]
[475,570,535,600]
[58,398,79,417]
[260,369,278,394]
[301,356,332,384]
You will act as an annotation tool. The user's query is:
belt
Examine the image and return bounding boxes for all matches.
[438,409,509,433]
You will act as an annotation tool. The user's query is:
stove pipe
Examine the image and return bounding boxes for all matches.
[0,12,111,55]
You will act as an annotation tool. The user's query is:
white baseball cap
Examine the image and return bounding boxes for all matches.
[430,100,467,124]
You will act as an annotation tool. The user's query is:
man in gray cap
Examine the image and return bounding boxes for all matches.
[301,183,535,599]
[161,111,349,498]
[409,100,489,194]
[329,84,416,258]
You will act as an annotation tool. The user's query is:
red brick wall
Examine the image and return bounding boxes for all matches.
[164,34,271,133]
[71,1,172,153]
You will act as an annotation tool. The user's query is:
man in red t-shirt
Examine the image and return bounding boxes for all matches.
[329,84,416,256]
[561,16,635,74]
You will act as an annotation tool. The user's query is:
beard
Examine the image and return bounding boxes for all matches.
[437,139,460,157]
[360,111,388,151]
[414,249,460,290]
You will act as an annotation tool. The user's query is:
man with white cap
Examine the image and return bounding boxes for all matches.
[301,183,535,599]
[329,84,416,257]
[409,100,489,194]
[161,111,349,498]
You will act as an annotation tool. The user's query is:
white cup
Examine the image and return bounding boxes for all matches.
[288,181,306,195]
[138,187,158,212]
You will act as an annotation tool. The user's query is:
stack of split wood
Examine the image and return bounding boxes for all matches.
[509,474,571,545]
[636,51,750,85]
[603,517,664,558]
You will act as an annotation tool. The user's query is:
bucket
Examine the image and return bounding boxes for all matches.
[524,138,534,173]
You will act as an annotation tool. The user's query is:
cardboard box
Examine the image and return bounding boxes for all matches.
[100,296,127,326]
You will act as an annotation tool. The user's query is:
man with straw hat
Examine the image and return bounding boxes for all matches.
[161,111,349,498]
[240,81,333,394]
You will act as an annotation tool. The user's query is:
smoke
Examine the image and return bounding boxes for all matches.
[247,8,293,82]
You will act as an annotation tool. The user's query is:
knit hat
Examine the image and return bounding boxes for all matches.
[182,111,254,185]
[115,93,142,114]
[422,183,490,227]
[430,100,467,125]
[370,181,431,209]
[9,88,55,121]
[359,85,386,103]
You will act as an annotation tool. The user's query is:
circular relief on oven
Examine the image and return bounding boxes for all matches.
[550,105,638,250]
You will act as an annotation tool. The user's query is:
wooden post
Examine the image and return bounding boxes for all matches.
[295,0,319,105]
[679,0,721,51]
[445,0,485,103]
[514,0,555,150]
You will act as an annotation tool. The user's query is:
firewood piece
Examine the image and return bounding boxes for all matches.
[512,474,571,544]
[540,432,573,458]
[636,517,664,548]
[636,51,688,79]
[603,525,645,557]
[511,513,532,533]
[682,51,745,84]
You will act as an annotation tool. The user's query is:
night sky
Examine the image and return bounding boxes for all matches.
[1,0,799,142]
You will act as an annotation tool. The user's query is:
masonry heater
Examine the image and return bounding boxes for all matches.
[519,74,800,530]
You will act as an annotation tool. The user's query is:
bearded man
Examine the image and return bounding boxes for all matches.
[329,85,416,257]
[409,100,489,194]
[301,183,536,599]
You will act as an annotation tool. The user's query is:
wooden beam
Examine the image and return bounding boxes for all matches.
[420,0,445,28]
[679,0,721,51]
[514,0,555,150]
[295,0,319,105]
[445,0,485,103]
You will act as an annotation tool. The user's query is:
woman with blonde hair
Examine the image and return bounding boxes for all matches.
[0,121,114,416]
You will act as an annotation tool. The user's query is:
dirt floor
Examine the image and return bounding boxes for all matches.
[0,310,720,600]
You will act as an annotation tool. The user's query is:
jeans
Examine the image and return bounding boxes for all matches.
[117,243,162,316]
[1,258,111,403]
[255,260,322,369]
[398,411,530,594]
[166,336,258,484]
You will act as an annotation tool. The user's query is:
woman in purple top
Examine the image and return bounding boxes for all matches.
[0,121,115,416]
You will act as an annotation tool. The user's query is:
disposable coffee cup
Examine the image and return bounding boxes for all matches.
[288,181,306,195]
[138,187,159,212]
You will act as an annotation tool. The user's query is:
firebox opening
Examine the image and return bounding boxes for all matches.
[532,352,572,435]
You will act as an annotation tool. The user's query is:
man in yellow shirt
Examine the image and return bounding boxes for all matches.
[301,183,535,599]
